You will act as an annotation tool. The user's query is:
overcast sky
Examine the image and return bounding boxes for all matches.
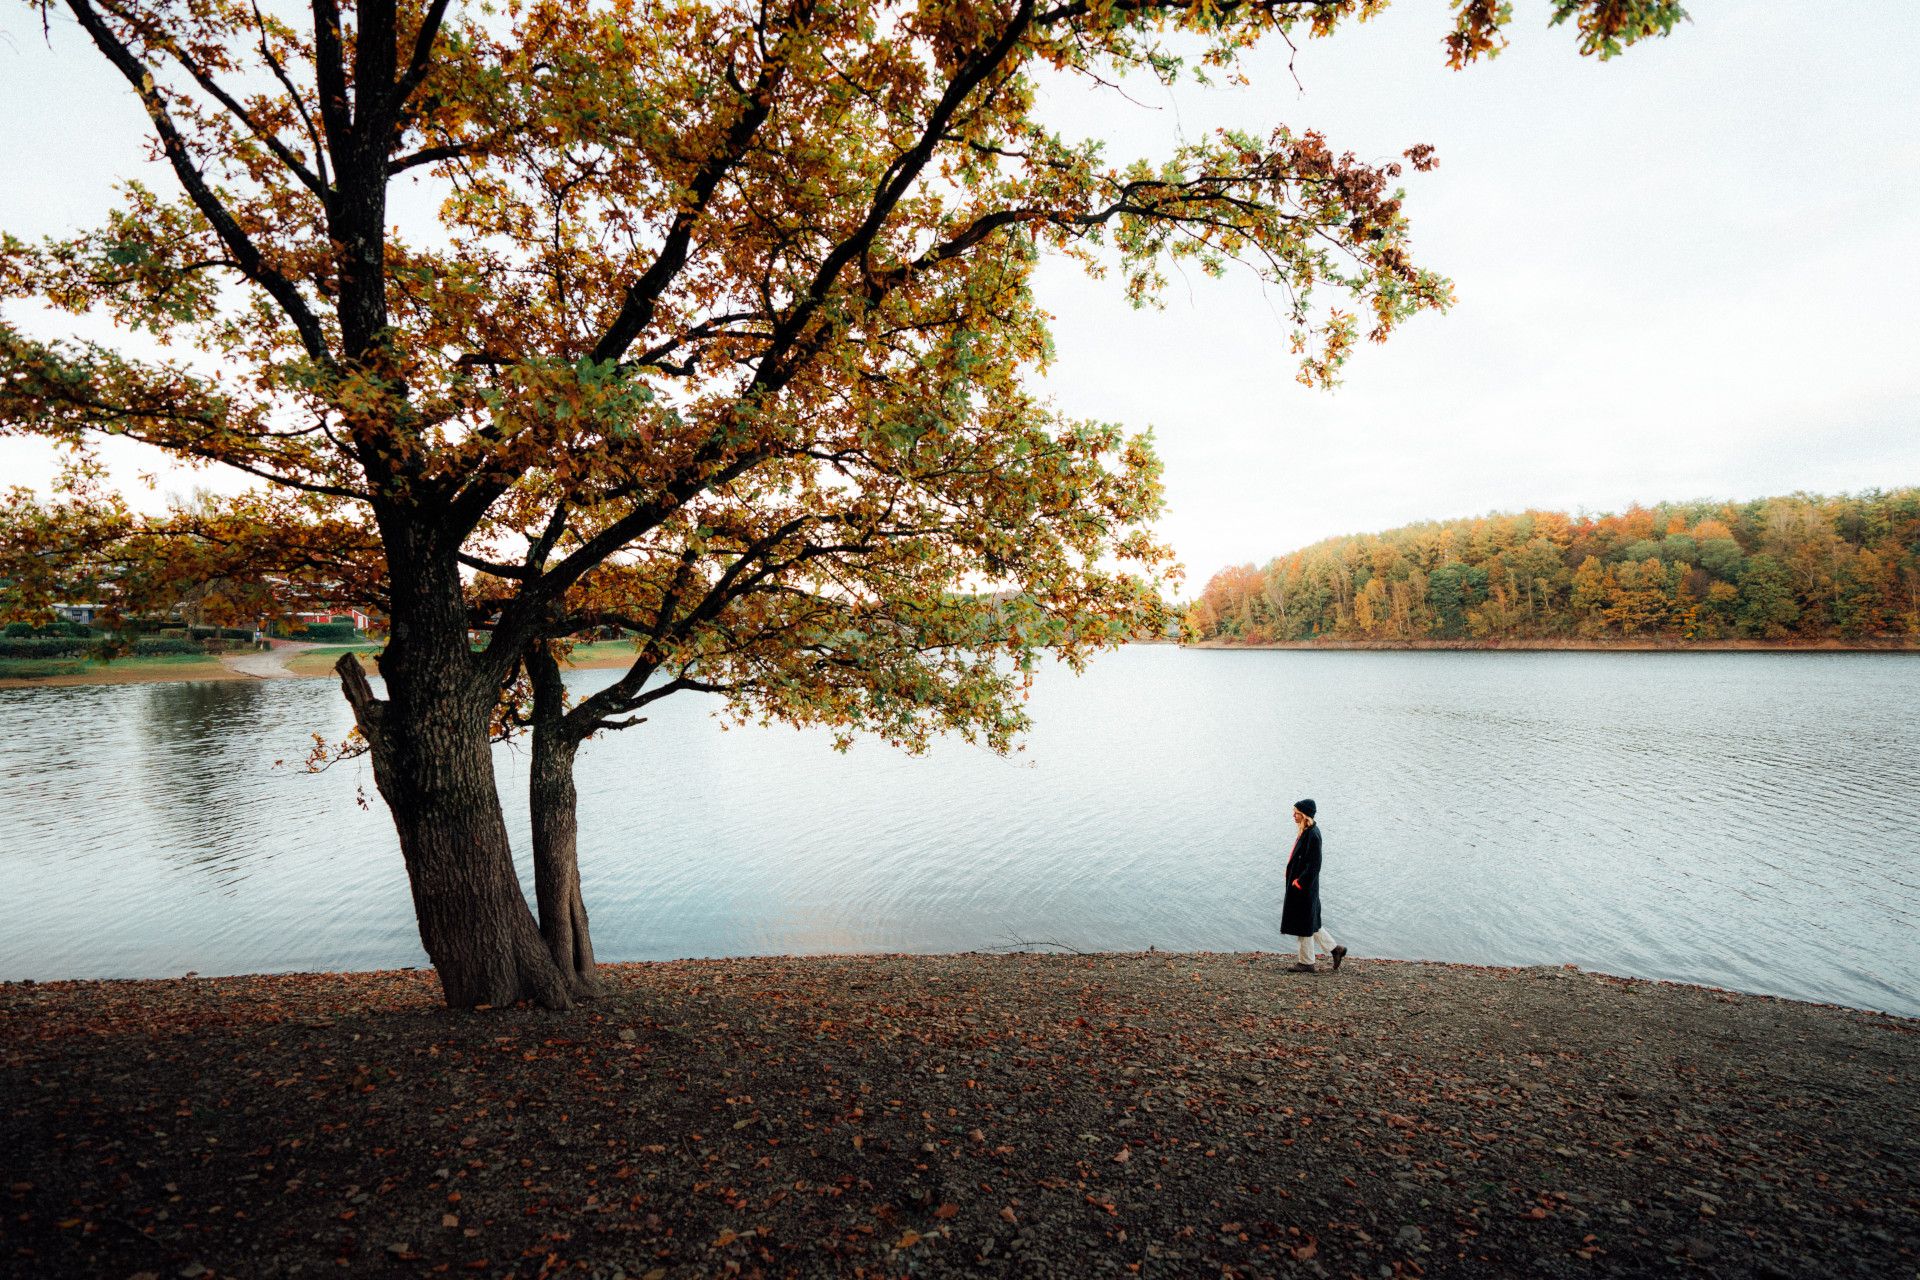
[3,3,1916,587]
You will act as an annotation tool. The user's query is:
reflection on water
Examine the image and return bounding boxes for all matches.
[1,648,1916,1016]
[138,681,293,889]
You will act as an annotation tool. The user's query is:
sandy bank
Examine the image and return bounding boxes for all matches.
[0,655,245,689]
[4,953,1914,1278]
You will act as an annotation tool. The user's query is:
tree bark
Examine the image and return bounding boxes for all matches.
[528,646,598,997]
[333,536,572,1010]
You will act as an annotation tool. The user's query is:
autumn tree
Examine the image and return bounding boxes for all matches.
[4,0,1689,1007]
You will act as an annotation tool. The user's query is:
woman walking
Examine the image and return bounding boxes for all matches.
[1283,799,1346,973]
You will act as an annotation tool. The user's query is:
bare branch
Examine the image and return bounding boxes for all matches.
[457,551,531,579]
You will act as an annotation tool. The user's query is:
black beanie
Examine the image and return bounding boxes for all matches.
[1294,799,1316,818]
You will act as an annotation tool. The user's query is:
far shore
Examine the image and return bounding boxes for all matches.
[4,952,1914,1278]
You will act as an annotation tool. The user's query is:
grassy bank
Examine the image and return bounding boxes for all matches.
[0,651,242,688]
[3,639,650,688]
[558,640,648,669]
[283,640,642,680]
[4,954,1913,1278]
[282,643,386,678]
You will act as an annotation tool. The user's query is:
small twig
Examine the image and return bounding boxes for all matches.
[979,935,1089,956]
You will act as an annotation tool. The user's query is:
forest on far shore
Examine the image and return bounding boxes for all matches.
[1183,489,1920,646]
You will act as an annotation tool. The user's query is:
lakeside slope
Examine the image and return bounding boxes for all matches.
[4,954,1914,1278]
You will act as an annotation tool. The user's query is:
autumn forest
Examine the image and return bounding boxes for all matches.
[1184,489,1920,646]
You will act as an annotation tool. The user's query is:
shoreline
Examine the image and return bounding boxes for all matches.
[1184,637,1920,653]
[7,951,1912,1023]
[6,952,1915,1278]
[0,646,640,690]
[6,637,1915,689]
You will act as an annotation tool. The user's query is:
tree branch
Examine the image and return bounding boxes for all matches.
[457,551,530,579]
[391,141,483,172]
[586,5,801,366]
[395,0,454,103]
[309,0,351,145]
[64,0,333,364]
[140,21,330,200]
[251,0,329,191]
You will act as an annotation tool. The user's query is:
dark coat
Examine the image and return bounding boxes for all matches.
[1280,821,1323,937]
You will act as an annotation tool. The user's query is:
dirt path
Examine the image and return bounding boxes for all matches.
[3,954,1915,1278]
[219,639,322,679]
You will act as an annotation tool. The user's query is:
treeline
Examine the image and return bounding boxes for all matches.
[1185,489,1920,645]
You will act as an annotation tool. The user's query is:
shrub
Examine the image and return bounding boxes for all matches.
[296,621,360,642]
[1,620,95,640]
[130,637,206,656]
[0,637,93,658]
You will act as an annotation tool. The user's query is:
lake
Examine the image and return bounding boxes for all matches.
[1,647,1915,1016]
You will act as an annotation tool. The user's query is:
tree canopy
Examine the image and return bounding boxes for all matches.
[1185,489,1920,645]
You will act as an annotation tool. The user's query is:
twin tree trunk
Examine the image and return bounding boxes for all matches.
[335,546,583,1010]
[528,646,598,998]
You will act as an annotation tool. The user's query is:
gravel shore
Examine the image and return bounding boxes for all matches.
[4,953,1915,1278]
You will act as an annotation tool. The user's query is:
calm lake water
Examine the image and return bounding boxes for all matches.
[1,647,1916,1015]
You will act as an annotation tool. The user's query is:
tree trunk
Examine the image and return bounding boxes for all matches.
[528,647,598,997]
[333,537,571,1011]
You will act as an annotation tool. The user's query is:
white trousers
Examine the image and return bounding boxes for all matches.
[1294,929,1337,964]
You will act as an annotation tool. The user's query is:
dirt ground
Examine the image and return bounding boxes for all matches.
[3,953,1915,1279]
